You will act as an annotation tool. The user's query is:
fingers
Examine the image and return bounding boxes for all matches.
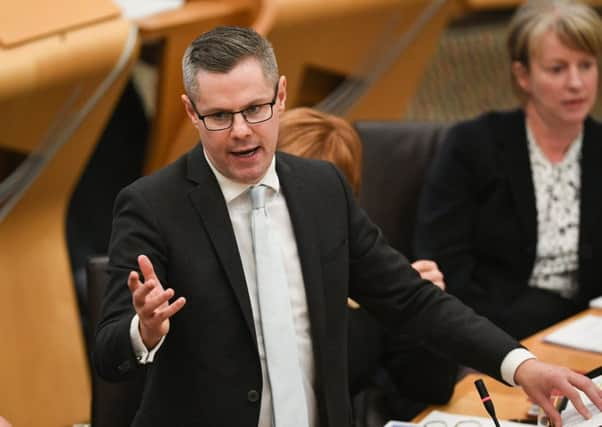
[139,287,175,318]
[586,378,602,412]
[538,395,562,427]
[129,271,158,311]
[138,254,158,284]
[158,296,187,319]
[127,270,142,294]
[127,255,185,322]
[563,372,600,419]
[141,295,186,329]
[411,259,436,272]
[412,259,446,290]
[517,361,600,427]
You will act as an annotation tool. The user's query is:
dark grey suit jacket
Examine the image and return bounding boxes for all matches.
[95,145,520,427]
[415,109,602,339]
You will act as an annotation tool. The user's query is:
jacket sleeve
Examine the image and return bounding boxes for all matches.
[94,183,169,382]
[334,162,519,383]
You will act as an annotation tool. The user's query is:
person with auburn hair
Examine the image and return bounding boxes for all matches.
[415,0,602,339]
[278,108,363,194]
[278,107,455,421]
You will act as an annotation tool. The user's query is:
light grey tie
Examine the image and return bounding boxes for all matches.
[250,185,309,427]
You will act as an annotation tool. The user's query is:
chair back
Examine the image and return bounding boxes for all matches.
[87,256,146,427]
[356,121,448,258]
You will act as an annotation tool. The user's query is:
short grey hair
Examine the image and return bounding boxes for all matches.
[182,26,279,101]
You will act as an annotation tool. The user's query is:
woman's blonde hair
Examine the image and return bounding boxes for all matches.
[507,0,602,96]
[278,108,363,195]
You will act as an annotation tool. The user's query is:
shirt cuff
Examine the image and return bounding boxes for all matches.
[130,314,165,364]
[500,347,536,385]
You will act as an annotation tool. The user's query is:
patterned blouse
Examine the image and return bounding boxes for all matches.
[526,126,582,299]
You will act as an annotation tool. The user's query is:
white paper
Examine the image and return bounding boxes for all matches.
[560,374,602,427]
[590,296,602,309]
[543,315,602,353]
[403,410,528,427]
[112,0,184,19]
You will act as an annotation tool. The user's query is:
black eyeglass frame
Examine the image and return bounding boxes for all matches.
[189,82,280,131]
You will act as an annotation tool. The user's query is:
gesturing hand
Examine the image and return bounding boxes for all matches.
[128,255,186,349]
[515,359,602,427]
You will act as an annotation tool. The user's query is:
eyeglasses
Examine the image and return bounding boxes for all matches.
[190,83,279,131]
[424,420,483,427]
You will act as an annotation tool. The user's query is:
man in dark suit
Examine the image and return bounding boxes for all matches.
[94,26,602,427]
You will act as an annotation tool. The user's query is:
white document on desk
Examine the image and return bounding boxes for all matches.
[112,0,184,19]
[561,374,602,427]
[590,295,602,309]
[543,314,602,353]
[399,410,527,427]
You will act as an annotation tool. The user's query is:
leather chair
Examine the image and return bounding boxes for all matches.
[351,121,451,426]
[87,256,146,427]
[356,121,449,259]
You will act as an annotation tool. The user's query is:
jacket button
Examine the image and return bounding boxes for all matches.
[117,360,132,374]
[247,389,259,402]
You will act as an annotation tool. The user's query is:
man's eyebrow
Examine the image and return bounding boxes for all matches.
[200,94,273,115]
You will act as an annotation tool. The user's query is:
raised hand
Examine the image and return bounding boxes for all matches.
[515,359,602,427]
[128,254,186,349]
[411,259,446,290]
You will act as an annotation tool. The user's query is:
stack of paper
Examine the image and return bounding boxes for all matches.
[560,374,602,427]
[112,0,184,19]
[386,410,527,427]
[590,296,602,309]
[543,315,602,353]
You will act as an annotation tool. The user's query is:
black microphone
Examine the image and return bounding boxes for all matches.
[475,378,501,427]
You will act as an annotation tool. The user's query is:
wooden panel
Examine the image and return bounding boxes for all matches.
[0,21,139,152]
[0,0,119,47]
[0,16,138,427]
[268,0,462,121]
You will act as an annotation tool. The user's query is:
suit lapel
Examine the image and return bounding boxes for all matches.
[185,145,256,343]
[499,111,537,244]
[276,154,329,379]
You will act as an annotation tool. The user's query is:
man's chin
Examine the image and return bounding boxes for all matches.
[232,168,268,185]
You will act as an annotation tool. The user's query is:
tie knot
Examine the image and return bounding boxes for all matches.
[250,185,267,210]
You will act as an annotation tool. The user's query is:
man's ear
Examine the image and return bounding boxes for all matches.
[512,61,531,94]
[181,94,200,125]
[277,76,287,112]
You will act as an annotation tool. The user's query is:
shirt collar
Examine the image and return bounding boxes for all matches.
[203,149,280,204]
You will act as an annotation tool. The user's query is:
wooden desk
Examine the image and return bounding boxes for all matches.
[415,308,602,422]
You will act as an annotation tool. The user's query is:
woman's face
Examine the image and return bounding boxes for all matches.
[513,29,598,128]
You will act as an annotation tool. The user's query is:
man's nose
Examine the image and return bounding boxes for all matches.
[230,112,251,137]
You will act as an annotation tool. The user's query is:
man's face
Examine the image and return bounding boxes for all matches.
[182,57,286,184]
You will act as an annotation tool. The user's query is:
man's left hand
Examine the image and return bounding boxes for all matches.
[515,359,602,427]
